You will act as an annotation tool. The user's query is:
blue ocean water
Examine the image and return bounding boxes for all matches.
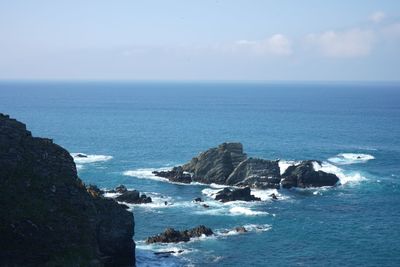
[1,81,400,266]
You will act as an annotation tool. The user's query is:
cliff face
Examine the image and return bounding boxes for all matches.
[0,114,135,266]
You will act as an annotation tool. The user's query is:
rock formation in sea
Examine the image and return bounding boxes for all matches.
[154,142,339,189]
[214,187,261,202]
[146,225,213,244]
[280,160,339,188]
[0,114,135,267]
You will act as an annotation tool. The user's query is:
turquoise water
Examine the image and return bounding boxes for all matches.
[1,81,400,266]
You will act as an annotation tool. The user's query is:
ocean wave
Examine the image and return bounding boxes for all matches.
[312,161,366,185]
[71,153,113,164]
[216,224,272,236]
[228,206,269,216]
[123,168,195,186]
[328,153,375,165]
[278,160,299,175]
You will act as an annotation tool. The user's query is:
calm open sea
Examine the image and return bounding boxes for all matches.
[1,81,400,266]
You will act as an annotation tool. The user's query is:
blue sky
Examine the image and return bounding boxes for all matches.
[0,0,399,81]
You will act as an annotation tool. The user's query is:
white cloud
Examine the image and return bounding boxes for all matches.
[306,29,375,58]
[235,34,292,56]
[369,11,386,23]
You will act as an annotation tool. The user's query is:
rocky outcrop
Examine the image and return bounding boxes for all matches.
[182,143,247,184]
[153,166,192,184]
[215,187,261,202]
[0,114,135,267]
[116,190,152,204]
[281,160,339,188]
[226,158,281,189]
[146,225,213,244]
[158,143,340,190]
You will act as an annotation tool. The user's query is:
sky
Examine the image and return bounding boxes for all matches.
[0,0,399,81]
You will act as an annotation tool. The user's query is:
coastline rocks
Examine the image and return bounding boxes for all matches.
[215,187,261,203]
[182,143,247,184]
[0,114,135,266]
[161,142,340,190]
[146,225,213,244]
[281,160,339,188]
[116,190,152,204]
[235,226,248,233]
[153,166,192,184]
[226,158,281,189]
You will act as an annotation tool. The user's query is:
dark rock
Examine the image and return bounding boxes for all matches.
[281,160,339,188]
[146,225,213,244]
[115,184,128,194]
[214,187,261,202]
[86,184,104,198]
[116,190,152,204]
[0,114,135,267]
[153,166,192,184]
[202,204,210,208]
[235,226,248,233]
[270,193,278,200]
[181,143,247,184]
[226,158,281,189]
[75,153,88,158]
[194,197,203,202]
[154,250,184,256]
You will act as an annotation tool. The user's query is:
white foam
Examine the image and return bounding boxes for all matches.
[312,161,366,185]
[71,153,113,164]
[328,153,375,165]
[229,206,268,216]
[279,160,299,175]
[123,167,196,186]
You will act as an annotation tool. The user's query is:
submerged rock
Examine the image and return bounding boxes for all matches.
[0,114,135,266]
[146,225,213,244]
[215,187,261,202]
[281,160,339,188]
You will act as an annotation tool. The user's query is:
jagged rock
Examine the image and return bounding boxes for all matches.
[215,187,261,202]
[75,153,88,158]
[0,114,135,267]
[116,190,152,204]
[153,166,192,184]
[281,160,339,188]
[182,143,247,184]
[194,197,203,202]
[146,225,213,244]
[86,184,104,198]
[226,158,281,189]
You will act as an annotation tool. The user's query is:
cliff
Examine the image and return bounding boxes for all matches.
[0,114,135,266]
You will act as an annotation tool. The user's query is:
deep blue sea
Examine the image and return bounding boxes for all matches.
[1,81,400,266]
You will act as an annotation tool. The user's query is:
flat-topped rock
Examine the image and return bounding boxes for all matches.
[146,225,213,244]
[215,187,261,202]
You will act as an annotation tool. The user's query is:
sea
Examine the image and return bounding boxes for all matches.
[1,81,400,266]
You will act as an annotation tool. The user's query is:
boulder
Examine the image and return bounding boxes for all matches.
[182,143,247,184]
[215,187,261,202]
[0,114,135,267]
[194,197,203,202]
[226,158,281,189]
[146,225,213,244]
[281,160,339,188]
[235,226,248,233]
